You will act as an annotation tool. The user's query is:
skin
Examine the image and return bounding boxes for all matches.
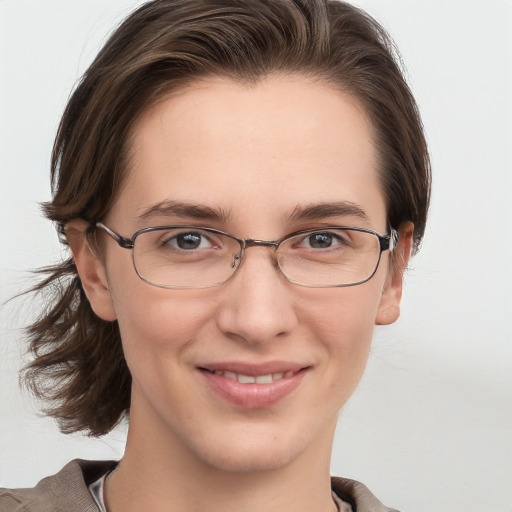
[69,75,413,512]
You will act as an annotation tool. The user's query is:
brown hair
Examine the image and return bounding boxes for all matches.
[24,0,431,435]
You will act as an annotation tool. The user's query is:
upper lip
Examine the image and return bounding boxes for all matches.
[198,361,309,376]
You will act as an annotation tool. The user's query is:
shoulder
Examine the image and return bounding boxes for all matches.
[0,459,115,512]
[331,476,401,512]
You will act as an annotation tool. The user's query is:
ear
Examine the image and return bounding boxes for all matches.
[66,219,117,322]
[375,222,414,326]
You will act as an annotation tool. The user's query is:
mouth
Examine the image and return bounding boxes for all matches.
[201,368,297,384]
[198,363,310,409]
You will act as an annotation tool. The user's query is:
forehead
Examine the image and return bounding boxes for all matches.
[112,75,386,233]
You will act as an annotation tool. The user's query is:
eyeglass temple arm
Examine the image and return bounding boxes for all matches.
[56,223,69,245]
[96,222,134,249]
[56,222,134,249]
[380,228,399,252]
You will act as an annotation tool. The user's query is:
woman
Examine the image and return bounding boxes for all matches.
[0,1,430,510]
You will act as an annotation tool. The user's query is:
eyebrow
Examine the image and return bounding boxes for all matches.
[136,199,369,226]
[288,201,369,223]
[136,200,230,223]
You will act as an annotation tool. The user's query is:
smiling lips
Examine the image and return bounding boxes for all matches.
[207,369,296,384]
[199,364,309,409]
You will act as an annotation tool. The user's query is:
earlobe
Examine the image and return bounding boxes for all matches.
[66,220,117,322]
[375,222,414,326]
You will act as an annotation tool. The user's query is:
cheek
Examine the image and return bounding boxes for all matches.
[116,292,214,350]
[105,254,216,367]
[303,283,384,386]
[111,288,220,411]
[305,282,382,344]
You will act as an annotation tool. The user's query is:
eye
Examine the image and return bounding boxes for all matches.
[163,231,215,251]
[306,232,335,249]
[298,231,348,250]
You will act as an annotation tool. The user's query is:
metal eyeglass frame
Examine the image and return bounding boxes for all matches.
[76,222,400,289]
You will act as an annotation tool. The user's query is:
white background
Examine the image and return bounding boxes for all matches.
[1,1,511,511]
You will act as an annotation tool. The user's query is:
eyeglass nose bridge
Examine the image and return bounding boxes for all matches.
[231,238,282,271]
[244,238,280,249]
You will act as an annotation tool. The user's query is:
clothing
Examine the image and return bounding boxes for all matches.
[88,472,353,512]
[88,472,108,512]
[0,459,399,512]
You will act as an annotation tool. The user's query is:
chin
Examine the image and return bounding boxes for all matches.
[183,419,327,475]
[199,441,301,474]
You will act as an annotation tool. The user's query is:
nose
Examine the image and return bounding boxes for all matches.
[216,247,298,346]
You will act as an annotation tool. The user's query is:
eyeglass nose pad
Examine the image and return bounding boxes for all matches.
[231,252,243,269]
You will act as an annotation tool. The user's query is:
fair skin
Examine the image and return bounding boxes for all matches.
[69,75,413,512]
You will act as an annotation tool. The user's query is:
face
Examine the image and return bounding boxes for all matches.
[74,75,410,474]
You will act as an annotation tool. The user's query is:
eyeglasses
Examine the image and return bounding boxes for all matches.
[92,222,398,289]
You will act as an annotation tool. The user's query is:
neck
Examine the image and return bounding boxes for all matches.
[105,403,338,512]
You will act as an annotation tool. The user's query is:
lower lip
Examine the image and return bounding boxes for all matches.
[200,369,308,409]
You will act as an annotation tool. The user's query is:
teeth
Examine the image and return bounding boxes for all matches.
[255,374,273,384]
[209,370,293,383]
[238,374,256,384]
